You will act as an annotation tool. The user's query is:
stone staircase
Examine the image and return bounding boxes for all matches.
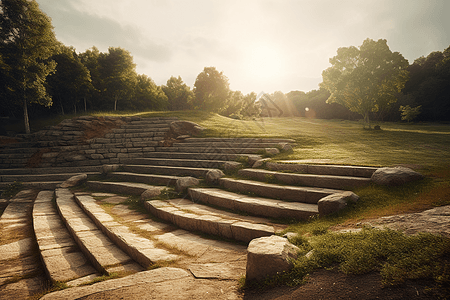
[0,116,379,298]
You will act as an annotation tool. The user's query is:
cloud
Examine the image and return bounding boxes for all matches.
[38,0,173,62]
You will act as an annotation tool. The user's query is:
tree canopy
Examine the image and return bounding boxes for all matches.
[162,76,194,111]
[0,0,58,133]
[193,67,230,113]
[321,38,409,127]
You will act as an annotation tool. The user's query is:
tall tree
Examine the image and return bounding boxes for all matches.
[98,47,137,111]
[133,74,168,111]
[193,67,230,113]
[47,44,92,115]
[0,0,58,133]
[321,38,409,128]
[162,76,194,111]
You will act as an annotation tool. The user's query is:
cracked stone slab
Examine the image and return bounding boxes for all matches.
[189,262,246,279]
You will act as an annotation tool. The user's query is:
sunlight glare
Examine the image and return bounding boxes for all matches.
[241,44,287,83]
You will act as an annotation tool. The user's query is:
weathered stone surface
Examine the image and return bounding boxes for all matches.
[278,143,293,153]
[176,177,200,193]
[189,262,245,279]
[246,155,263,167]
[60,174,88,188]
[252,158,271,168]
[169,121,205,138]
[224,161,242,172]
[205,169,225,184]
[101,164,120,175]
[246,235,299,282]
[371,166,423,186]
[140,188,162,201]
[318,191,359,216]
[265,148,280,156]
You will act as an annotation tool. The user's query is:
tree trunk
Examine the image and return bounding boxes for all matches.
[84,96,87,112]
[114,95,118,111]
[74,103,77,114]
[363,112,371,129]
[60,100,65,115]
[23,97,30,134]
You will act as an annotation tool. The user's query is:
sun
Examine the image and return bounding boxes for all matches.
[241,44,286,83]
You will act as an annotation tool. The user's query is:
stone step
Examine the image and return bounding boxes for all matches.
[107,172,179,186]
[55,188,143,275]
[87,138,159,147]
[121,158,226,169]
[0,166,102,175]
[188,188,318,220]
[266,162,378,178]
[112,127,169,134]
[181,138,296,143]
[86,181,165,196]
[0,147,39,154]
[219,178,342,204]
[74,193,179,268]
[0,181,62,190]
[171,142,287,148]
[144,198,287,243]
[104,132,164,139]
[143,152,258,161]
[119,123,171,129]
[155,147,264,154]
[128,117,178,125]
[238,169,371,189]
[33,190,100,284]
[122,165,210,178]
[0,172,100,183]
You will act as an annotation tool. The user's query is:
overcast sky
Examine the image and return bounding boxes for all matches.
[36,0,450,94]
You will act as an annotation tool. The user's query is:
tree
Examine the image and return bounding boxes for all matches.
[321,38,409,128]
[0,0,58,133]
[133,74,168,111]
[162,76,194,110]
[98,47,137,111]
[399,105,421,122]
[47,44,92,115]
[193,67,230,113]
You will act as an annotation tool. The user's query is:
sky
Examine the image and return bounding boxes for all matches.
[36,0,450,95]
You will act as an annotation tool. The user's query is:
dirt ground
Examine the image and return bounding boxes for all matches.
[243,268,449,300]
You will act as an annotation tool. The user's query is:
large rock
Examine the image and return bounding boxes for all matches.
[176,177,200,193]
[140,188,163,201]
[265,148,280,156]
[205,169,225,185]
[169,121,205,138]
[224,161,242,172]
[59,174,87,188]
[246,235,299,283]
[318,191,359,216]
[371,166,423,186]
[102,164,120,175]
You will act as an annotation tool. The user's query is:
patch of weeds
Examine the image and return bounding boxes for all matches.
[235,155,250,168]
[311,224,329,236]
[1,181,23,199]
[78,272,127,286]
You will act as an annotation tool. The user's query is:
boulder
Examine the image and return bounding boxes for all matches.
[371,166,423,186]
[176,177,200,193]
[246,235,299,283]
[60,174,87,188]
[224,161,242,172]
[102,164,120,175]
[140,188,163,201]
[169,121,205,138]
[252,158,271,169]
[318,191,359,216]
[205,169,225,185]
[246,155,263,167]
[265,148,280,156]
[278,143,293,153]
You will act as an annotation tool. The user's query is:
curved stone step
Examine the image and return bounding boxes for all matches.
[266,162,377,178]
[74,194,179,269]
[0,172,99,183]
[55,188,142,275]
[33,190,99,284]
[171,142,287,148]
[122,165,211,178]
[86,181,165,195]
[144,198,286,243]
[181,138,295,143]
[0,181,62,190]
[188,188,318,220]
[219,178,342,204]
[0,166,102,175]
[107,172,179,186]
[238,169,371,189]
[155,147,264,154]
[143,152,260,161]
[121,158,226,168]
